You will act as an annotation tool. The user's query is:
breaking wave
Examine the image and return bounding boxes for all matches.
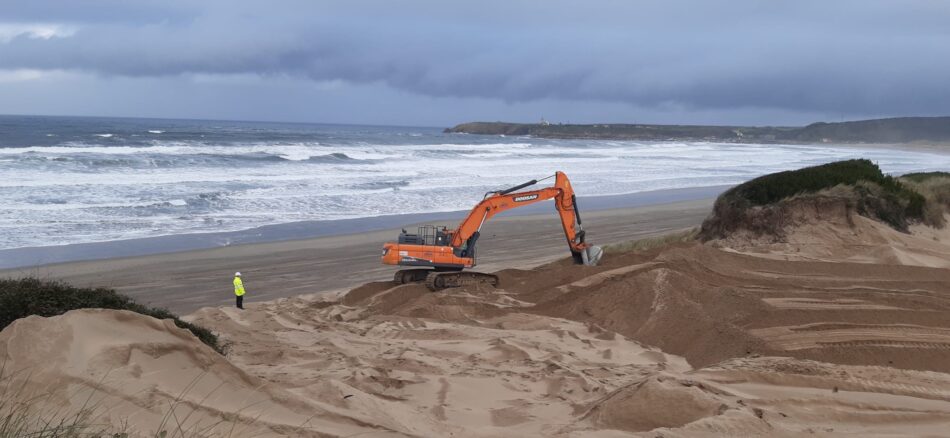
[3,117,950,250]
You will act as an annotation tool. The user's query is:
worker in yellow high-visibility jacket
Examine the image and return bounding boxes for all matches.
[233,272,246,309]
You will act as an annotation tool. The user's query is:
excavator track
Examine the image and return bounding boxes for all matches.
[393,269,432,285]
[425,271,499,291]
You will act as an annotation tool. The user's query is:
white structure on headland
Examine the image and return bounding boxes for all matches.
[540,117,550,126]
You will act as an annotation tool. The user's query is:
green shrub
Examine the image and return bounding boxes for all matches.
[701,159,928,239]
[0,278,222,354]
[722,159,920,208]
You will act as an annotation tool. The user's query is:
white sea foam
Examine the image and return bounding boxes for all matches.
[0,141,534,158]
[94,133,113,138]
[148,130,164,134]
[3,136,950,250]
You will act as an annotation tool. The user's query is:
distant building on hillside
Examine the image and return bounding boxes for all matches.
[539,117,550,126]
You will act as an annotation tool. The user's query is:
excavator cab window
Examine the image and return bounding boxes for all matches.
[399,225,452,246]
[397,229,424,245]
[435,227,451,246]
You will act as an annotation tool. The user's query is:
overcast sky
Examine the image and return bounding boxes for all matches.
[0,0,947,127]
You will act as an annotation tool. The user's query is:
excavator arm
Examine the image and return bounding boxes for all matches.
[450,171,602,265]
[382,170,603,290]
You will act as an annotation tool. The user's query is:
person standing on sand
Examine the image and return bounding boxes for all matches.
[233,272,246,309]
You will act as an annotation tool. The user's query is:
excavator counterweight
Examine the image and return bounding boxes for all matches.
[381,171,603,290]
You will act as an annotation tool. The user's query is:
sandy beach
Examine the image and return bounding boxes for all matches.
[4,199,714,314]
[3,198,950,436]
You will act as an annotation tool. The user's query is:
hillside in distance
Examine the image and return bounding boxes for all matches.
[446,116,950,144]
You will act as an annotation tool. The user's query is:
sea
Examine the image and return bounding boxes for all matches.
[3,114,950,251]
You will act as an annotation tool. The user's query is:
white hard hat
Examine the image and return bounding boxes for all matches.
[235,272,241,276]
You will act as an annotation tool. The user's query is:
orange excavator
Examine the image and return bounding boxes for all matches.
[381,171,603,290]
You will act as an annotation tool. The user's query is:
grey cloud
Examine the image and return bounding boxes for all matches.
[1,0,949,117]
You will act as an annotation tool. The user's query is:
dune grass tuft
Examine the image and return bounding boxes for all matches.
[899,174,950,228]
[0,364,245,437]
[0,362,117,438]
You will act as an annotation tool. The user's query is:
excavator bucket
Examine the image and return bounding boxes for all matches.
[581,245,604,266]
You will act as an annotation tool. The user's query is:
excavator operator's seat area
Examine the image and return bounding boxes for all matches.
[397,225,451,246]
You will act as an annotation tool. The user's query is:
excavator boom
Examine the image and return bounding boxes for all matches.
[381,171,603,290]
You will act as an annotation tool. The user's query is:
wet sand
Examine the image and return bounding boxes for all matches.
[4,199,713,314]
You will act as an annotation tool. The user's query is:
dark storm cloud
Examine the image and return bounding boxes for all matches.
[1,0,949,116]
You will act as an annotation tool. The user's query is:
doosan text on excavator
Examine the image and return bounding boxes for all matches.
[381,171,604,290]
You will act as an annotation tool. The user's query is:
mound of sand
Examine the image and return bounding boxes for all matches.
[186,291,691,436]
[0,309,442,437]
[582,375,734,432]
[185,250,950,436]
[8,237,950,437]
[528,242,950,371]
[6,200,950,436]
[710,195,950,268]
[749,213,950,267]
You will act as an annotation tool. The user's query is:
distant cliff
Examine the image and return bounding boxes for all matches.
[445,117,950,144]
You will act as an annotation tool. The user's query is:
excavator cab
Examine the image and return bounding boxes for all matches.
[382,171,603,290]
[397,226,451,246]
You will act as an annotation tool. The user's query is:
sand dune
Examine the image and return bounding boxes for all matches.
[186,211,950,435]
[3,208,950,435]
[715,206,950,268]
[0,309,422,437]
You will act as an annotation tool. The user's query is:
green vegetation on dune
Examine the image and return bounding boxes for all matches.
[701,159,931,239]
[725,159,923,211]
[0,278,221,354]
[899,172,950,227]
[901,171,950,183]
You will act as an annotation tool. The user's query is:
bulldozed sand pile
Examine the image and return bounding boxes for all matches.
[4,167,950,435]
[184,232,950,436]
[528,236,950,372]
[5,217,949,436]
